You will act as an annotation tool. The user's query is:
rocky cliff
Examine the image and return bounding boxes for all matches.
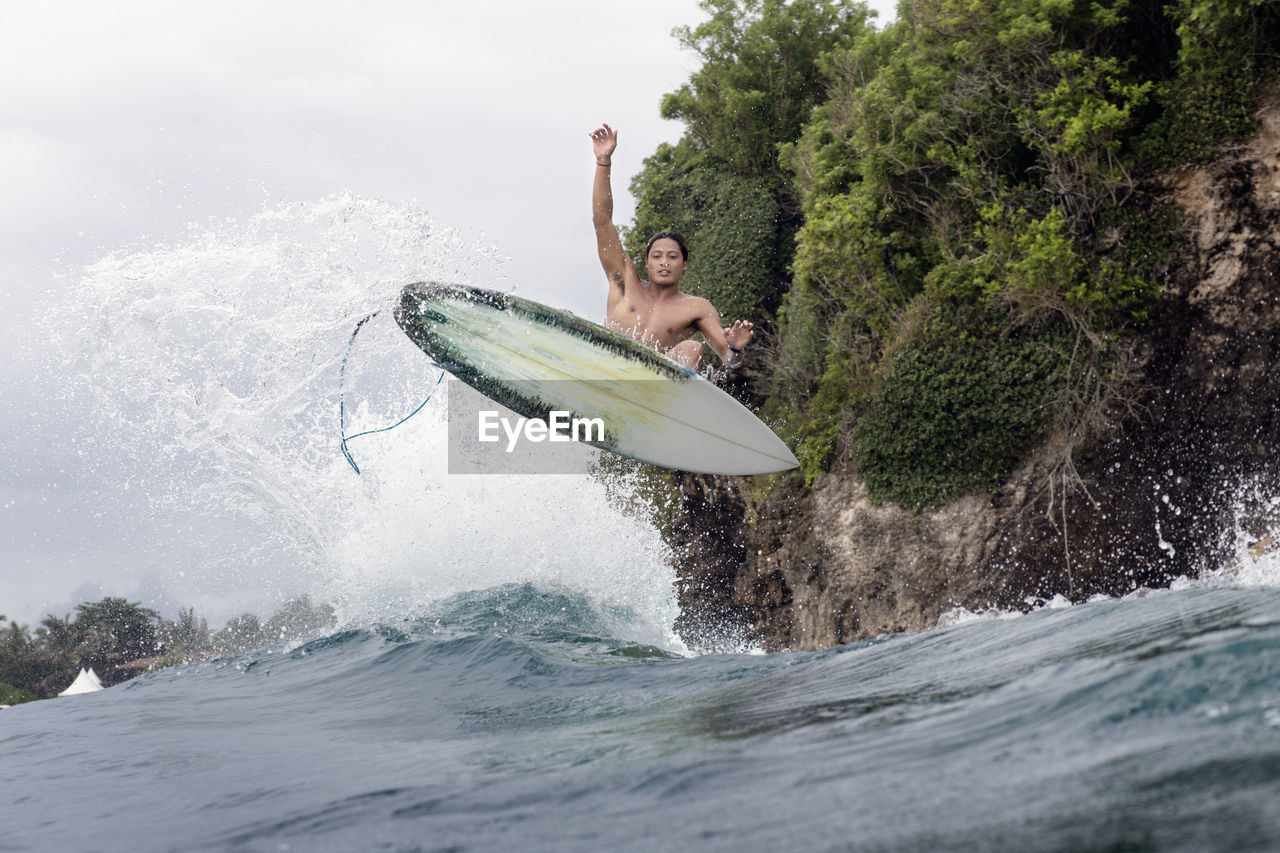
[672,99,1280,653]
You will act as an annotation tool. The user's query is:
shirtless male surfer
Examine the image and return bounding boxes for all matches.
[590,123,753,370]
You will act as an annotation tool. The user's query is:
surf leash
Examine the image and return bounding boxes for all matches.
[339,311,444,475]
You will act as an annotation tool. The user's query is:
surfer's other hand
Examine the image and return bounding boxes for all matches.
[724,320,754,350]
[590,123,618,161]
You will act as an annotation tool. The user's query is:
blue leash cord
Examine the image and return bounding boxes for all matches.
[339,311,444,474]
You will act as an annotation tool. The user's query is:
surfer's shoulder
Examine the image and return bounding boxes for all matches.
[682,293,715,316]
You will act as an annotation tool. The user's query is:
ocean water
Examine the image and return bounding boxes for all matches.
[4,578,1280,852]
[5,197,1280,851]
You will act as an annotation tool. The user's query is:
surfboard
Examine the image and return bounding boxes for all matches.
[394,282,799,475]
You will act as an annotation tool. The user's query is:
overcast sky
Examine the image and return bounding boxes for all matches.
[1,0,896,629]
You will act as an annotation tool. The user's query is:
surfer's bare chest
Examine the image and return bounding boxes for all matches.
[607,290,699,350]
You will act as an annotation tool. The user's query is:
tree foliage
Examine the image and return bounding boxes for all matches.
[852,307,1070,510]
[1140,0,1280,165]
[70,597,160,682]
[0,616,45,702]
[627,139,780,322]
[0,595,337,703]
[662,0,875,181]
[157,607,213,659]
[765,0,1273,505]
[213,596,336,655]
[214,613,266,656]
[628,0,1277,508]
[625,0,875,325]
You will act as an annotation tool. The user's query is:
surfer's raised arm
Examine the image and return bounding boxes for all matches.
[590,123,637,298]
[588,123,752,372]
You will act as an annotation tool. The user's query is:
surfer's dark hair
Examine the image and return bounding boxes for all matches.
[646,231,689,261]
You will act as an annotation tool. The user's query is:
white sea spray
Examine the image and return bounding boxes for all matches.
[47,193,680,648]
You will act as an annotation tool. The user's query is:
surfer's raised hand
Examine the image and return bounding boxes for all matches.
[724,320,754,351]
[592,122,638,301]
[590,123,618,163]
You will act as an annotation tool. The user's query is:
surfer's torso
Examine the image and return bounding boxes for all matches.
[605,280,713,354]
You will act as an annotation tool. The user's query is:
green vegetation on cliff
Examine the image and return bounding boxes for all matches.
[634,0,1279,508]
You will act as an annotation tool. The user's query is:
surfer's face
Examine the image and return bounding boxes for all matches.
[646,238,688,286]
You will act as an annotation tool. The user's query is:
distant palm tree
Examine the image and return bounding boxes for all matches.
[71,598,160,686]
[35,614,80,696]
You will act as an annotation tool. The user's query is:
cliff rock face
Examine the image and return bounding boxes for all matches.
[673,101,1280,653]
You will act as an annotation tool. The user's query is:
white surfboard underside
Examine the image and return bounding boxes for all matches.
[399,284,800,476]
